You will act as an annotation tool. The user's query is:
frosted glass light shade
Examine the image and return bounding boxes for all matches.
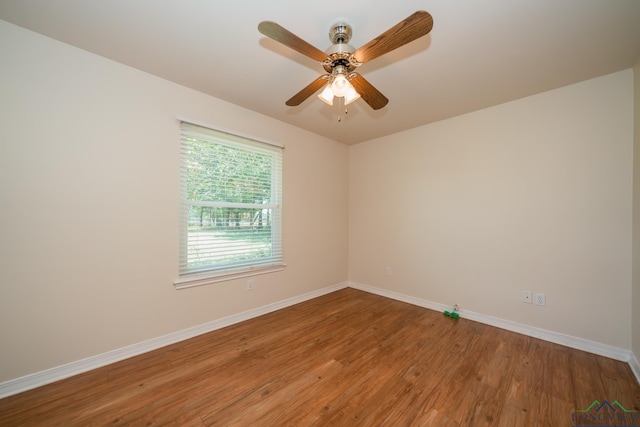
[344,85,361,105]
[331,74,350,97]
[317,85,334,105]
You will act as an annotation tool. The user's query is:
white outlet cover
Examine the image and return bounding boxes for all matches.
[521,291,532,303]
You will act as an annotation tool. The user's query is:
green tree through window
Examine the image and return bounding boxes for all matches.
[177,121,283,285]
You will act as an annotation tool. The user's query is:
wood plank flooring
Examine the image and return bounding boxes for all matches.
[1,288,639,426]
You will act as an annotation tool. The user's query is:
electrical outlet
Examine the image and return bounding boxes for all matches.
[386,267,392,276]
[247,279,254,291]
[521,291,532,304]
[535,293,545,306]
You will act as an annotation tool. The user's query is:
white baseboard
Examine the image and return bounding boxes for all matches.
[1,280,634,399]
[629,352,640,385]
[348,281,632,363]
[0,282,349,399]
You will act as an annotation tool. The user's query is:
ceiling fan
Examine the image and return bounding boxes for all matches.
[258,10,433,110]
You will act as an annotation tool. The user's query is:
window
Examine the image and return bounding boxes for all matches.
[175,120,284,289]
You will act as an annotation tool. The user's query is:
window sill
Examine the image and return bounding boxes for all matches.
[173,264,286,290]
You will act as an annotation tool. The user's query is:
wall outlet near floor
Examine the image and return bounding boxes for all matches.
[535,293,546,306]
[521,291,532,304]
[247,279,254,291]
[386,267,393,276]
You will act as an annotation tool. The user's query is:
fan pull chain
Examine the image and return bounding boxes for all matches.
[338,97,348,123]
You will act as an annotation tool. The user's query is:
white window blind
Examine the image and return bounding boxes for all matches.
[176,121,283,288]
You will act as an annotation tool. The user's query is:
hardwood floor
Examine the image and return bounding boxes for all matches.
[1,288,639,426]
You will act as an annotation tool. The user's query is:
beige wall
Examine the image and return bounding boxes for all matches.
[0,17,636,385]
[349,70,634,349]
[0,20,348,382]
[633,56,640,358]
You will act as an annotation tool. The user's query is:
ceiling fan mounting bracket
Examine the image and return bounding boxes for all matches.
[329,22,352,44]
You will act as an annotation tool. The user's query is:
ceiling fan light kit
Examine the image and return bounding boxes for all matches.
[317,63,361,107]
[258,10,433,114]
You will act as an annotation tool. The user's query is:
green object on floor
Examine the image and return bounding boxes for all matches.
[443,305,460,319]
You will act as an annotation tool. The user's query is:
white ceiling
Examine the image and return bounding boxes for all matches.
[1,0,639,144]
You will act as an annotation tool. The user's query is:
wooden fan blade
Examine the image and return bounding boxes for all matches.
[286,75,330,106]
[349,73,388,110]
[258,21,328,62]
[353,11,433,64]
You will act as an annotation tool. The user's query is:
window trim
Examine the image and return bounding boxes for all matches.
[174,117,285,289]
[174,264,286,290]
[176,116,284,148]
